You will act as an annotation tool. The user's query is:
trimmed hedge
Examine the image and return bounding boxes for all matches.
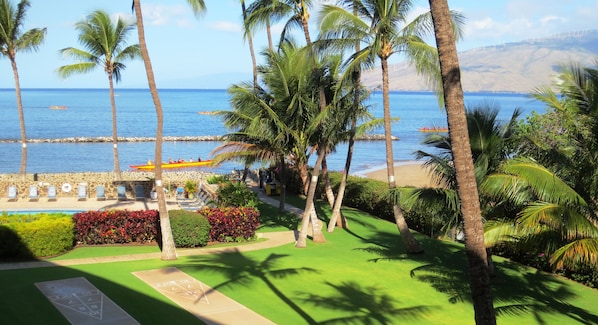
[200,207,260,242]
[0,214,74,258]
[72,210,159,245]
[169,210,211,248]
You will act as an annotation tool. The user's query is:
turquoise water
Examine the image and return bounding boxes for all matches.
[0,89,545,175]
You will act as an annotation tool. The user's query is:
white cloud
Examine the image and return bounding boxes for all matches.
[141,4,196,27]
[208,21,242,33]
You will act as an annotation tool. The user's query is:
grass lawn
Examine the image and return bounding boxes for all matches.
[0,200,597,324]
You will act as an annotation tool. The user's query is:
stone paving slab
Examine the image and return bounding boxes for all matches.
[133,267,275,325]
[35,277,139,325]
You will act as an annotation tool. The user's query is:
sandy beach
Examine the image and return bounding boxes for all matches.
[362,162,439,188]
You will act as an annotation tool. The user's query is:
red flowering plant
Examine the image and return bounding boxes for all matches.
[199,207,260,242]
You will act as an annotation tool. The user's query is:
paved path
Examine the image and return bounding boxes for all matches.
[0,181,304,324]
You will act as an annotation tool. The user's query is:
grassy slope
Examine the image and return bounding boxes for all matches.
[0,203,597,324]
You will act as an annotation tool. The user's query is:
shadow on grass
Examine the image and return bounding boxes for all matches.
[297,280,434,324]
[355,229,598,324]
[186,249,320,324]
[0,238,201,325]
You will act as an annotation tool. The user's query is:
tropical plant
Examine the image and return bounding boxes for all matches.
[428,0,496,322]
[318,0,464,253]
[131,0,206,261]
[57,10,140,180]
[0,0,46,180]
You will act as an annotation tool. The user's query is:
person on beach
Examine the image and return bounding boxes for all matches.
[168,158,174,164]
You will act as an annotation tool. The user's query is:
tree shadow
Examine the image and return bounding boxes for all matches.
[356,230,598,324]
[0,235,201,325]
[185,249,320,324]
[296,280,434,324]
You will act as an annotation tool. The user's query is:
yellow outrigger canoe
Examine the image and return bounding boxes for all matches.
[130,160,213,170]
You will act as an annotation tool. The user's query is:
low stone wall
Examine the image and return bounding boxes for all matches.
[0,171,215,201]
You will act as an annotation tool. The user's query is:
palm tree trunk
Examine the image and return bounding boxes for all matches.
[278,155,286,212]
[108,74,122,180]
[266,18,273,52]
[11,57,27,180]
[296,147,327,247]
[381,56,424,254]
[428,0,495,323]
[133,0,177,261]
[321,157,336,207]
[241,1,259,88]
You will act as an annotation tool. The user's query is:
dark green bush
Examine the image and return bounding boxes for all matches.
[0,214,74,258]
[169,210,211,248]
[216,181,258,207]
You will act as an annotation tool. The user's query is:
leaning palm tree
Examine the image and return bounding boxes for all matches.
[318,0,464,253]
[131,0,206,261]
[0,0,45,180]
[428,0,496,322]
[57,10,140,181]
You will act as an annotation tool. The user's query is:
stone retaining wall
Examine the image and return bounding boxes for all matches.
[0,171,215,201]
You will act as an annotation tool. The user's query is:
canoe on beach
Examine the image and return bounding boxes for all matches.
[130,160,214,170]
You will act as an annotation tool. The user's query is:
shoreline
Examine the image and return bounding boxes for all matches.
[357,161,439,188]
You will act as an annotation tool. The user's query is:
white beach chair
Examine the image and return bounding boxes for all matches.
[7,186,18,201]
[47,185,57,201]
[77,184,87,200]
[29,186,39,201]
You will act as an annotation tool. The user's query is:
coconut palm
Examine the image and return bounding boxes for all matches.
[428,0,495,322]
[483,158,598,271]
[318,0,464,253]
[404,104,521,237]
[0,0,46,180]
[131,0,205,261]
[57,10,140,181]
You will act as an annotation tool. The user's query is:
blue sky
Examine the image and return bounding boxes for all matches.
[1,0,597,89]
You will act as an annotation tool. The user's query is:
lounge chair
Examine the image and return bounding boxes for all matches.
[47,186,57,201]
[29,186,39,201]
[96,185,106,201]
[175,186,185,199]
[117,185,127,200]
[77,184,87,200]
[135,185,145,201]
[7,186,17,201]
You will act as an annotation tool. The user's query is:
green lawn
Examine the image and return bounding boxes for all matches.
[1,201,597,324]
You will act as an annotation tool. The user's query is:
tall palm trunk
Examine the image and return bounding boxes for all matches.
[296,146,327,247]
[241,0,258,89]
[11,56,27,180]
[428,0,495,323]
[381,56,424,254]
[328,26,362,231]
[133,0,177,261]
[266,19,273,52]
[108,74,122,180]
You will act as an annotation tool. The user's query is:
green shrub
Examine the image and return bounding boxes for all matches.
[169,210,211,248]
[206,174,228,184]
[0,214,74,258]
[216,181,258,207]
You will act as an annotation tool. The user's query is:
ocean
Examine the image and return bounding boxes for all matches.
[0,88,544,176]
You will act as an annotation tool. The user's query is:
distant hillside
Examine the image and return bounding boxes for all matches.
[361,30,598,93]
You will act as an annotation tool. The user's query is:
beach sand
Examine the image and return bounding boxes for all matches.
[362,163,439,188]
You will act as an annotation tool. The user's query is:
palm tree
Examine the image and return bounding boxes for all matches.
[318,0,464,253]
[482,158,598,271]
[57,10,140,181]
[131,0,205,261]
[403,104,521,238]
[0,0,45,180]
[428,0,496,323]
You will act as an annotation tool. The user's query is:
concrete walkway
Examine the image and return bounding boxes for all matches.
[0,181,304,324]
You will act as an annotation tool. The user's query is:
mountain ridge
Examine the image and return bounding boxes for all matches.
[361,30,598,93]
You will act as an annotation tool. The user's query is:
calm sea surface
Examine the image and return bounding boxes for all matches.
[0,88,545,175]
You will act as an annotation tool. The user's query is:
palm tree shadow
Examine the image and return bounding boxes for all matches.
[356,230,598,324]
[296,280,433,324]
[185,249,320,324]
